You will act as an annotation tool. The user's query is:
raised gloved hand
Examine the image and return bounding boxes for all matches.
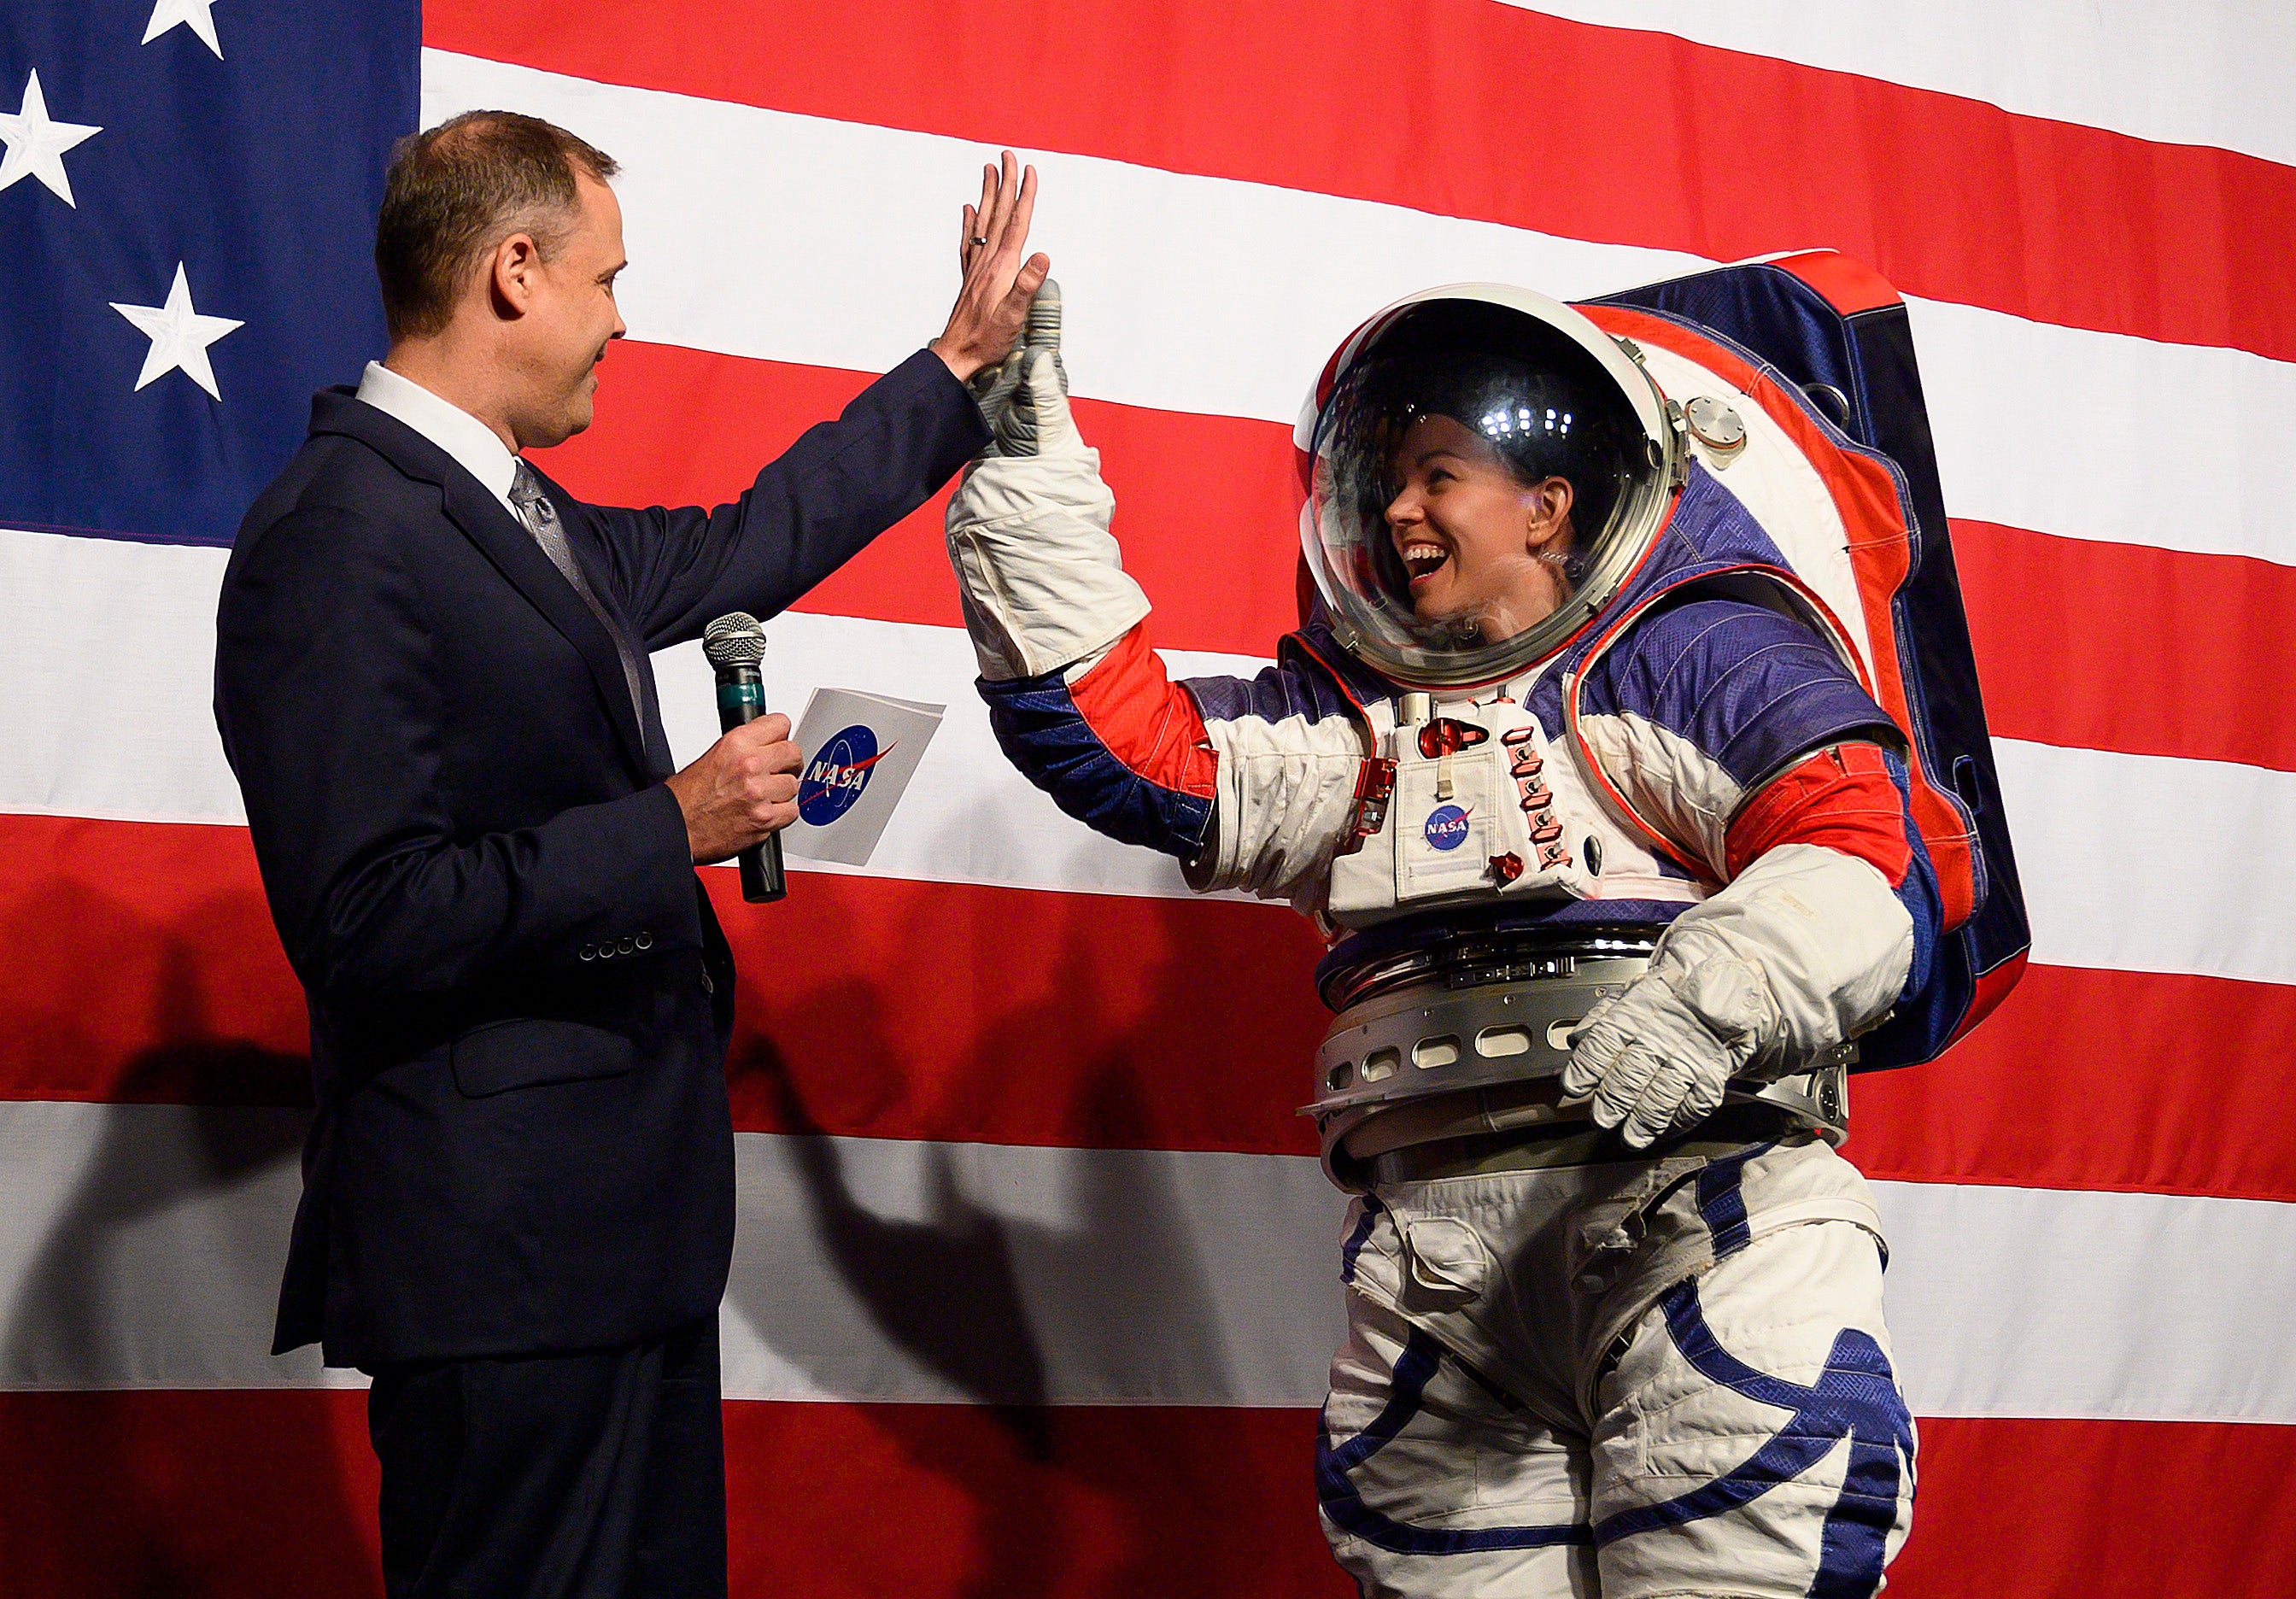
[970,279,1069,457]
[1561,953,1776,1148]
[946,278,1145,681]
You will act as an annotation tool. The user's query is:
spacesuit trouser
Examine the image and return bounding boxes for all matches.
[1320,1135,1915,1599]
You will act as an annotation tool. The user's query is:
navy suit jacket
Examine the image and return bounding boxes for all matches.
[214,349,987,1368]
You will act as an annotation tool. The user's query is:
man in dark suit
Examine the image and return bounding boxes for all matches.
[213,111,1046,1597]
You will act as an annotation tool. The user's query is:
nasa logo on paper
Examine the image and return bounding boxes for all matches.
[1423,804,1473,851]
[799,724,892,826]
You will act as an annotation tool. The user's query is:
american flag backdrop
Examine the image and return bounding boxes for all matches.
[3,1,2293,1594]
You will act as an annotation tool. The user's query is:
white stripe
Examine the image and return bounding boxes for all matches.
[3,1100,2291,1422]
[416,53,1704,426]
[1504,2,2296,170]
[0,530,243,825]
[1904,298,2288,570]
[1993,737,2296,987]
[720,1131,1344,1405]
[659,627,1274,902]
[424,50,2296,569]
[1871,1179,2296,1424]
[0,526,1186,900]
[0,1100,1345,1402]
[11,526,2296,986]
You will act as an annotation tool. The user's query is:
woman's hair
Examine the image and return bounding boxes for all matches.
[1340,300,1638,564]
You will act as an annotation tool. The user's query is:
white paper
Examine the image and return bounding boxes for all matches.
[782,688,946,866]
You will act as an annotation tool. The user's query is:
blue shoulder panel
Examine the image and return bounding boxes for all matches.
[1183,657,1358,728]
[1583,597,1900,795]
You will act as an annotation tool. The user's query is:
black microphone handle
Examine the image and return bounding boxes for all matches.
[714,663,788,903]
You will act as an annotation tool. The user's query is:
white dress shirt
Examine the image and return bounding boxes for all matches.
[354,360,522,521]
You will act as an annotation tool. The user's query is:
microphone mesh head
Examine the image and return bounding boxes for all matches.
[702,612,767,667]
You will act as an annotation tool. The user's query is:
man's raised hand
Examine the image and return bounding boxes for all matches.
[930,150,1051,384]
[664,713,802,864]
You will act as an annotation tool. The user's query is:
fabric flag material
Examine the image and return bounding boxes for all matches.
[2,3,2292,1596]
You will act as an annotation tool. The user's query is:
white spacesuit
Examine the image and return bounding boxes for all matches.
[949,282,1942,1597]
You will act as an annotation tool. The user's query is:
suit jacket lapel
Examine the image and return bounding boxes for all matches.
[310,390,654,781]
[438,472,656,778]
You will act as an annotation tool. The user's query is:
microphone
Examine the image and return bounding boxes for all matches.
[700,612,787,904]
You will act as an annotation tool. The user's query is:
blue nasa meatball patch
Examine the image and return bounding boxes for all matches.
[1423,804,1473,851]
[798,724,887,826]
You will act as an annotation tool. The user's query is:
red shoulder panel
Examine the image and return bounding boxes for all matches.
[1067,626,1219,800]
[1768,250,1905,315]
[1725,743,1913,887]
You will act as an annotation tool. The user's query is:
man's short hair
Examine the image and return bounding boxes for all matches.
[374,110,619,343]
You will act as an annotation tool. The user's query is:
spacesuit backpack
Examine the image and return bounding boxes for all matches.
[1291,261,2026,1145]
[1580,253,2030,1066]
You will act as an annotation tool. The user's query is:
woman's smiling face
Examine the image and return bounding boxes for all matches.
[1383,413,1576,641]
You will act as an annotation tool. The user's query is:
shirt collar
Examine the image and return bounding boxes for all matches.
[354,360,521,512]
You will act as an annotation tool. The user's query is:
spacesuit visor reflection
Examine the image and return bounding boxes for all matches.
[1309,306,1644,685]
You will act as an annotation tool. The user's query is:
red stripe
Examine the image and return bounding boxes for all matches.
[425,0,2296,363]
[721,1400,1345,1597]
[9,813,2296,1201]
[0,1390,1344,1599]
[0,817,312,1105]
[0,814,1334,1156]
[543,341,2294,774]
[0,1389,383,1599]
[1893,1416,2296,1599]
[3,1391,2289,1597]
[707,858,1330,1157]
[1953,518,2296,772]
[535,341,1303,653]
[1851,958,2296,1204]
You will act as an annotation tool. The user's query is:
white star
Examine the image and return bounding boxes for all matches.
[142,0,223,58]
[110,263,244,400]
[0,71,102,208]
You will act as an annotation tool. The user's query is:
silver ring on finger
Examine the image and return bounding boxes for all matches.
[970,236,989,246]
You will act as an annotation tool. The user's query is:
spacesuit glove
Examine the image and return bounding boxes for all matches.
[969,279,1069,457]
[1559,843,1914,1148]
[945,313,1145,681]
[1560,954,1777,1150]
[968,351,1024,454]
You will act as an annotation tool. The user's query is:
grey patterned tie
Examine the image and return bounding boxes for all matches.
[509,459,646,725]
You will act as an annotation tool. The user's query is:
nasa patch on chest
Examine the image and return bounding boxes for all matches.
[1393,751,1510,899]
[1325,705,1636,927]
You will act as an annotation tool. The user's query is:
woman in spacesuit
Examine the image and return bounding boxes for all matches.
[946,283,1930,1599]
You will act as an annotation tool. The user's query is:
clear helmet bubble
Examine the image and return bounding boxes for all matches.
[1297,286,1680,688]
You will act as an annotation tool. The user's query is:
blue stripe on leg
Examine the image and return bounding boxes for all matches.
[1594,1279,1912,1598]
[1317,1328,1593,1555]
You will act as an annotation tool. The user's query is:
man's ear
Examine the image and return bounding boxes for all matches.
[487,233,542,320]
[1526,477,1574,548]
